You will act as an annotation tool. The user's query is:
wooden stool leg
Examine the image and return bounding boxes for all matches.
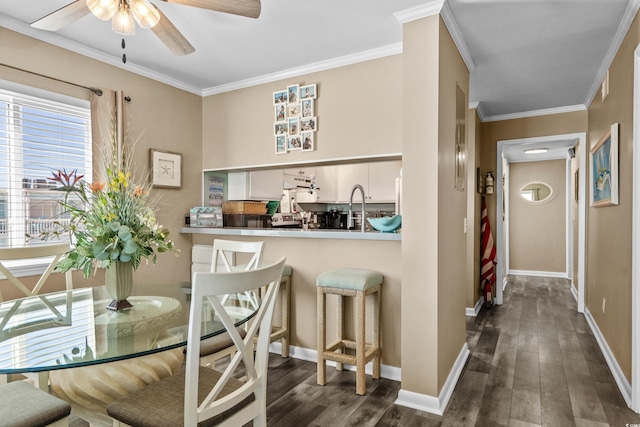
[335,294,344,371]
[281,276,290,358]
[317,287,326,386]
[355,290,366,395]
[373,287,381,380]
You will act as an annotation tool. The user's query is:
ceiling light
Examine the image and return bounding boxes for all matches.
[86,0,118,21]
[112,1,136,35]
[130,0,160,29]
[524,148,548,154]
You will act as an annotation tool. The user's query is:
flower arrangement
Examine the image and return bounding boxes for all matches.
[46,160,176,278]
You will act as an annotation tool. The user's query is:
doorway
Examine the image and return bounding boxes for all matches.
[494,133,586,313]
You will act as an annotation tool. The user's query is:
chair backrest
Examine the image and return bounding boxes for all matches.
[211,239,264,273]
[0,243,72,301]
[185,257,286,426]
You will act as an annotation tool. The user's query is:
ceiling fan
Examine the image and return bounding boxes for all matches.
[30,0,261,56]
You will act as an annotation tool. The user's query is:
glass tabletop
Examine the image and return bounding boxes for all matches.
[0,285,260,374]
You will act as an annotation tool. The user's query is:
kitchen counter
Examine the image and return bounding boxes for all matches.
[179,227,401,241]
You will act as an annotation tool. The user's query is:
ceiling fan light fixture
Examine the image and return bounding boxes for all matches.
[86,0,118,21]
[130,0,160,29]
[112,1,136,35]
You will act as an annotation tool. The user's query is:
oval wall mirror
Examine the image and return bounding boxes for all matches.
[518,181,558,205]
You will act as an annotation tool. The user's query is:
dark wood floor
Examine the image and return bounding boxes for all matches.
[71,275,640,426]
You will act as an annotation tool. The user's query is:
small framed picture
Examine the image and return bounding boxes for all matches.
[288,117,299,136]
[301,99,314,118]
[275,135,287,154]
[590,123,619,207]
[275,104,286,121]
[273,90,287,105]
[149,149,181,188]
[301,131,314,152]
[300,84,317,100]
[287,84,299,103]
[287,103,300,118]
[274,121,288,136]
[300,116,317,132]
[288,135,301,150]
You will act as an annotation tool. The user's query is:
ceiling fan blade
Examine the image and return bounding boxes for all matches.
[151,5,195,56]
[161,0,261,19]
[31,1,91,31]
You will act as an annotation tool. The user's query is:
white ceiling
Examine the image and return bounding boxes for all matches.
[0,0,638,160]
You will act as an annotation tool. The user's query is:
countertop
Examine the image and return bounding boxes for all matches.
[179,227,401,241]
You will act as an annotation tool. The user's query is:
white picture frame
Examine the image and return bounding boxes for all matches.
[150,149,181,188]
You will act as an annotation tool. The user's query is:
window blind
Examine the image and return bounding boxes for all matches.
[0,87,91,249]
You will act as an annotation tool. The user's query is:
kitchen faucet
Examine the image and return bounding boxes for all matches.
[348,184,366,232]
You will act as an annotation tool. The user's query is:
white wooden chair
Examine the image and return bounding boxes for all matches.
[0,243,73,391]
[0,381,72,427]
[107,257,286,427]
[0,243,73,302]
[199,239,264,368]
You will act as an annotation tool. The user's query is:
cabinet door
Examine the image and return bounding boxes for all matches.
[336,163,369,203]
[249,169,283,200]
[368,161,401,202]
[315,165,337,202]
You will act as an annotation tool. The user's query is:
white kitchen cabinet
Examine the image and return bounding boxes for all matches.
[368,161,401,202]
[336,163,369,203]
[315,165,337,202]
[335,161,401,203]
[283,167,315,189]
[227,170,283,200]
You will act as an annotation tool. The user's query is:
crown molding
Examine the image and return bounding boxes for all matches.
[440,1,475,73]
[482,104,586,123]
[584,0,640,108]
[202,43,402,96]
[394,1,445,24]
[0,14,203,96]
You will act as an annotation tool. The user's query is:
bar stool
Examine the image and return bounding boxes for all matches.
[316,268,382,395]
[257,264,292,357]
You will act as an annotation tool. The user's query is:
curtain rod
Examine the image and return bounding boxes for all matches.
[0,62,103,96]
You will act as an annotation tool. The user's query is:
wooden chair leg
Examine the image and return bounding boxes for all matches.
[281,276,290,358]
[317,287,326,386]
[335,294,344,371]
[355,290,366,395]
[373,287,381,380]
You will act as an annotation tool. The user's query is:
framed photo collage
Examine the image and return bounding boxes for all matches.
[273,83,317,154]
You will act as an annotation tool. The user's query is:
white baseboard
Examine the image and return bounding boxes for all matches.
[394,343,470,415]
[466,297,484,317]
[269,342,402,381]
[508,269,567,278]
[583,307,632,407]
[570,283,578,302]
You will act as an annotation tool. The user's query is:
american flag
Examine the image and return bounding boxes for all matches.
[481,196,497,287]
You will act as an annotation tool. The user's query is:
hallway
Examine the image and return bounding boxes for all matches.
[446,275,640,426]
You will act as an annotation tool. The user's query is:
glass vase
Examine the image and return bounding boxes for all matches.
[105,261,134,311]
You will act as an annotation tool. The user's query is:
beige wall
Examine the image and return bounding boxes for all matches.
[401,15,469,397]
[509,160,566,273]
[585,12,639,382]
[0,28,201,293]
[202,56,403,169]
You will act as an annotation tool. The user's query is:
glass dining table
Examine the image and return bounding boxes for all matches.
[0,283,260,426]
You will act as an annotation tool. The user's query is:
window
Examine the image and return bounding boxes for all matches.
[0,83,91,250]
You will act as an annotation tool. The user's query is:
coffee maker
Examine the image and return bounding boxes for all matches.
[321,208,348,229]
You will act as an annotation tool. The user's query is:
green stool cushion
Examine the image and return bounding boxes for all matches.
[282,264,292,277]
[0,381,71,427]
[316,269,383,292]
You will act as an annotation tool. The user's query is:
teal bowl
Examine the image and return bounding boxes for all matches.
[367,215,402,233]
